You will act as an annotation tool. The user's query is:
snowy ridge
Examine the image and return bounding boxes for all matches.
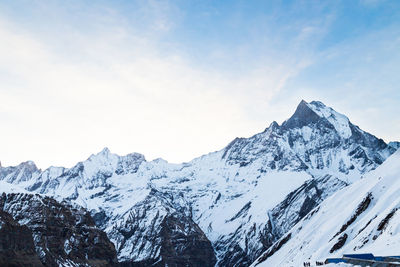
[0,100,397,266]
[253,150,400,266]
[0,161,40,184]
[389,141,400,150]
[307,101,352,139]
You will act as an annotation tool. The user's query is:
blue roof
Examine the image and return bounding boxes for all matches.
[343,253,375,260]
[326,258,347,263]
[375,256,400,261]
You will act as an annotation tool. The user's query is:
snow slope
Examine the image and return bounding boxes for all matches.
[0,180,27,194]
[253,149,400,266]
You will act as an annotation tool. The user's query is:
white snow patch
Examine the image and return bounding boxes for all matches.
[308,101,352,139]
[0,180,27,194]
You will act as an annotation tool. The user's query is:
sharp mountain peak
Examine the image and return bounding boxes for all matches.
[279,100,352,139]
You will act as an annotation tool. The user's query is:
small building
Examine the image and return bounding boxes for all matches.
[325,253,400,266]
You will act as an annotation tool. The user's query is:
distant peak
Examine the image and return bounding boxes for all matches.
[17,161,39,172]
[295,99,311,111]
[87,147,115,162]
[282,100,353,138]
[20,160,37,167]
[121,152,146,163]
[100,147,111,155]
[270,121,279,128]
[263,121,280,133]
[299,99,308,105]
[281,100,321,129]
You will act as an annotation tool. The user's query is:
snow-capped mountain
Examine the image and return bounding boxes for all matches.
[0,100,396,266]
[253,149,400,266]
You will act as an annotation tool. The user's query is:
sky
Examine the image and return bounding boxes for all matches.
[0,0,399,168]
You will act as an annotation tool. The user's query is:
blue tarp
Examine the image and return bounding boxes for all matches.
[325,258,346,263]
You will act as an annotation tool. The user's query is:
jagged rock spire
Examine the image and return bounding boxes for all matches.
[281,100,321,129]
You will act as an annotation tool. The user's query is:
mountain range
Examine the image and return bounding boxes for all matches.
[0,100,398,266]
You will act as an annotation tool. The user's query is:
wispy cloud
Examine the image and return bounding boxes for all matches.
[0,3,308,168]
[0,1,398,167]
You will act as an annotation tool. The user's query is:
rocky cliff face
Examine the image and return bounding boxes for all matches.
[0,161,40,184]
[0,100,397,266]
[110,189,216,266]
[0,193,118,267]
[257,175,347,256]
[0,209,44,267]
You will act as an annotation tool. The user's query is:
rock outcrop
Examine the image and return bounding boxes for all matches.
[0,193,118,267]
[0,209,44,267]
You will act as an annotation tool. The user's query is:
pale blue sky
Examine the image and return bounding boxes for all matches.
[0,1,399,167]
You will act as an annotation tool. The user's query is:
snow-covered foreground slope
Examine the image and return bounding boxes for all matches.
[253,149,400,267]
[0,100,397,266]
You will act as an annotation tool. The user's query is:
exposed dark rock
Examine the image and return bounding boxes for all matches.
[388,141,400,150]
[214,241,250,267]
[298,196,318,219]
[377,208,397,231]
[157,214,216,267]
[119,212,216,267]
[357,216,375,236]
[110,189,216,267]
[92,209,110,228]
[330,233,348,253]
[115,153,146,175]
[332,192,372,240]
[226,201,251,222]
[0,193,118,267]
[0,209,44,267]
[281,100,322,129]
[255,233,291,265]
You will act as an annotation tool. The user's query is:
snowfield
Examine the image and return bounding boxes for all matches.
[253,150,400,266]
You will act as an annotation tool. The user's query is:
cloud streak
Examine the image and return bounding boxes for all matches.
[0,1,399,168]
[0,4,306,168]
